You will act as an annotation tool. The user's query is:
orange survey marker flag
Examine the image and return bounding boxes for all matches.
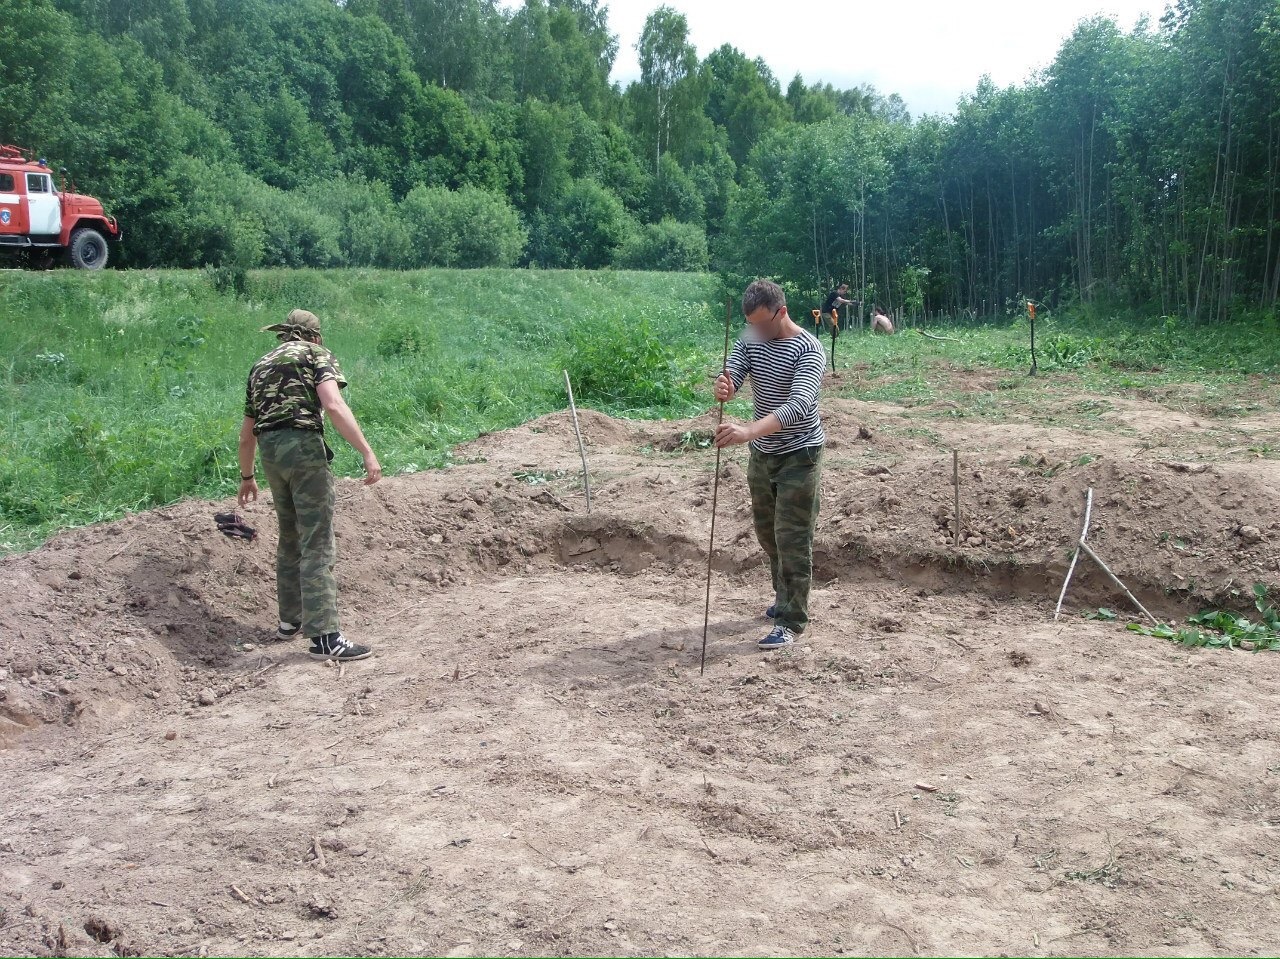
[1027,301,1036,321]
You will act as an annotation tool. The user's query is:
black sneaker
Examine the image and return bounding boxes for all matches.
[765,604,778,619]
[308,632,373,662]
[276,621,302,641]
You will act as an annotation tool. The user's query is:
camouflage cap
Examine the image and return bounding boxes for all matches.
[261,309,321,334]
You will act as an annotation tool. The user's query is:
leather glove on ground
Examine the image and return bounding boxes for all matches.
[214,511,257,541]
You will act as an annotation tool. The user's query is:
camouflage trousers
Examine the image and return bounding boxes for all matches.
[747,445,823,634]
[259,429,339,638]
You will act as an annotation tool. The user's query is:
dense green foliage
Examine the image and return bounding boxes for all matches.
[4,0,1279,318]
[0,268,721,552]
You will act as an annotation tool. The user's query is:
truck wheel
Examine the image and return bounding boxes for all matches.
[68,227,108,269]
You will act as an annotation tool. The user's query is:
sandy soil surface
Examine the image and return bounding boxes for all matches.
[3,381,1280,957]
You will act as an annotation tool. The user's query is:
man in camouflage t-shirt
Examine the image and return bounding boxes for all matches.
[237,309,382,662]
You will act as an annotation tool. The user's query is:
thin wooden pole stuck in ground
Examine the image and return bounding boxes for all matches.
[1027,300,1038,376]
[952,450,961,546]
[563,369,591,513]
[701,296,734,676]
[1054,487,1094,620]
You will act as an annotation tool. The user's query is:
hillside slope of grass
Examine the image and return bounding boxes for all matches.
[0,268,724,552]
[4,268,1278,555]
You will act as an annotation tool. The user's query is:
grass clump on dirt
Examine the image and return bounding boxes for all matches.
[0,268,722,553]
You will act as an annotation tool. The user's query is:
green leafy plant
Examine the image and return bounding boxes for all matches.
[376,317,436,359]
[1128,585,1280,651]
[677,429,713,450]
[563,313,699,411]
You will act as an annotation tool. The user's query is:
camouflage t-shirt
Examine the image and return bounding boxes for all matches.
[244,340,347,435]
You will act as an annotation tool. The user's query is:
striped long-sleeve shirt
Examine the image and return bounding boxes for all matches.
[725,329,826,455]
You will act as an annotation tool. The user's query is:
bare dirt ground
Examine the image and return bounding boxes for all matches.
[4,372,1280,957]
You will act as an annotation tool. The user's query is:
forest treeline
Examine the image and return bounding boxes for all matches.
[2,0,1278,319]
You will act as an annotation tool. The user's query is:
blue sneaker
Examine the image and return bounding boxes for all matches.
[758,625,796,650]
[766,604,778,619]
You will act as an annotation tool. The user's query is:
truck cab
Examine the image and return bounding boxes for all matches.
[0,145,121,269]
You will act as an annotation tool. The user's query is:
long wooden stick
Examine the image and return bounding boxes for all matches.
[1054,487,1094,620]
[952,450,961,547]
[701,296,734,676]
[1078,540,1159,625]
[1028,307,1038,376]
[563,369,591,513]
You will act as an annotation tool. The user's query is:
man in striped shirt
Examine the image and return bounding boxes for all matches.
[714,279,826,650]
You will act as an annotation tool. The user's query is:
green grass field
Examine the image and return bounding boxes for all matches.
[2,268,1277,554]
[821,310,1280,418]
[0,268,724,553]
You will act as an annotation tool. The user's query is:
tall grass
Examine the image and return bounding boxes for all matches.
[0,268,723,552]
[4,269,1277,554]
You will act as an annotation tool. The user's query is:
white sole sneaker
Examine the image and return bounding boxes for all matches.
[307,633,374,661]
[758,627,797,650]
[308,648,374,662]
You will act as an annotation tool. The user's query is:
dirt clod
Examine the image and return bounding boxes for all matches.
[308,899,337,920]
[83,917,121,944]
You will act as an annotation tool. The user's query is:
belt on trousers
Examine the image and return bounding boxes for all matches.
[752,444,823,460]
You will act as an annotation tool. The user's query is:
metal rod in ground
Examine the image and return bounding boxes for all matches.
[1054,487,1094,621]
[1077,539,1159,625]
[952,450,961,546]
[701,296,734,676]
[563,369,591,513]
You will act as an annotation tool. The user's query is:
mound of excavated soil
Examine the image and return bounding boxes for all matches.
[3,391,1280,956]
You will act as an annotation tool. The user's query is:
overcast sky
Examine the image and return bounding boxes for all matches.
[513,0,1172,117]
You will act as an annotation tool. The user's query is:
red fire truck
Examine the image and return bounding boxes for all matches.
[0,144,120,269]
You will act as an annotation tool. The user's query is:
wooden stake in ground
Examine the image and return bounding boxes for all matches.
[1054,487,1094,620]
[563,369,591,513]
[700,296,734,676]
[1051,486,1158,625]
[952,450,961,546]
[1027,300,1038,376]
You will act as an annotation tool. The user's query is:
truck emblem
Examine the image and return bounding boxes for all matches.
[0,210,9,225]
